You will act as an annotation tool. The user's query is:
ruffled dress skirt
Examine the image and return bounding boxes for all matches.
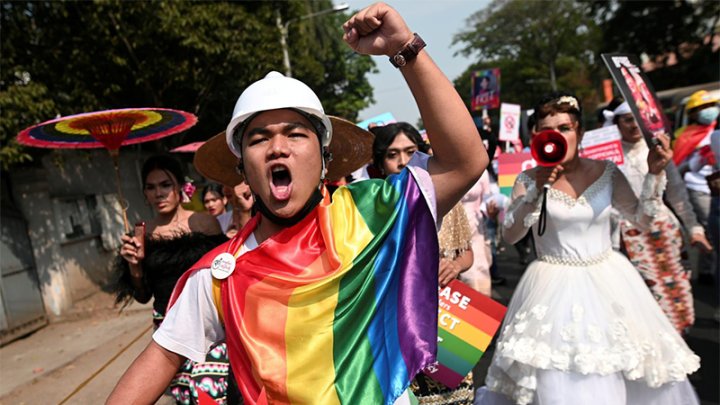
[478,250,700,405]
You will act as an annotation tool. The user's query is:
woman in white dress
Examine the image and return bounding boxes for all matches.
[477,93,700,405]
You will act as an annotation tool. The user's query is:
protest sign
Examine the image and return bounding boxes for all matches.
[499,103,521,142]
[580,125,625,167]
[423,280,507,388]
[471,68,501,110]
[356,112,396,130]
[497,151,535,197]
[601,53,669,147]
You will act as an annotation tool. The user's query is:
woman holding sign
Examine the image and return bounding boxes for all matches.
[608,101,711,334]
[477,93,700,405]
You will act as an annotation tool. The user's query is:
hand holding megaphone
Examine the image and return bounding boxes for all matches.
[531,130,568,167]
[534,165,564,191]
[530,130,569,237]
[531,130,568,190]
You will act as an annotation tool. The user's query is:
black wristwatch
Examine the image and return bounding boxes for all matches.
[389,33,426,68]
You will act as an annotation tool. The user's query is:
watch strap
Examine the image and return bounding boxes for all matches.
[389,33,426,68]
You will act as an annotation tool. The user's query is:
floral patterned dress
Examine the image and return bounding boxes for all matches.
[618,140,698,333]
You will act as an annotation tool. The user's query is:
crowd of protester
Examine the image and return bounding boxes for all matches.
[105,3,717,404]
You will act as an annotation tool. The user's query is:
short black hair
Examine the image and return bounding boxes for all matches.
[201,183,224,200]
[141,155,184,188]
[370,122,430,170]
[531,91,583,131]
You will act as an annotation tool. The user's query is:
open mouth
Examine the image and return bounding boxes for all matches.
[270,165,293,201]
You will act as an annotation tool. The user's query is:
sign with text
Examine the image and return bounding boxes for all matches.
[499,103,521,142]
[601,53,669,147]
[580,125,625,167]
[423,280,507,388]
[497,152,536,197]
[471,68,501,110]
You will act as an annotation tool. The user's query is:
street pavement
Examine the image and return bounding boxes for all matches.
[0,244,717,404]
[0,294,173,405]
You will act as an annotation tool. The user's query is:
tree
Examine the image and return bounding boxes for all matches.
[454,0,599,92]
[592,0,719,61]
[590,0,720,89]
[0,0,375,170]
[451,0,602,122]
[278,0,377,119]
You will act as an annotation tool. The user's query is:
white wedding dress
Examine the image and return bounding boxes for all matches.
[476,161,700,405]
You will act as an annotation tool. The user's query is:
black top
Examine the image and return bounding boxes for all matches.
[115,232,228,316]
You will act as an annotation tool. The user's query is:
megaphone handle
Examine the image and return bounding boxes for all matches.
[538,185,550,237]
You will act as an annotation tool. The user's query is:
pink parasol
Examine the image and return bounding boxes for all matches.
[17,108,198,231]
[170,141,205,153]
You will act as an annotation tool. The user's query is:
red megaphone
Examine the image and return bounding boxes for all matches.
[531,130,568,167]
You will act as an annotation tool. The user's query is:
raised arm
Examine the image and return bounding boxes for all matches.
[343,3,488,217]
[613,134,673,230]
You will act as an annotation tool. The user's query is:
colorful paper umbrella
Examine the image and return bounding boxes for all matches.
[17,108,198,231]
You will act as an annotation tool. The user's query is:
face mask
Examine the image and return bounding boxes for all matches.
[697,106,719,125]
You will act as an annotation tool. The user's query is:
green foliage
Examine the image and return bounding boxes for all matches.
[590,0,720,89]
[282,1,377,119]
[452,0,719,120]
[0,0,375,170]
[0,77,56,170]
[591,0,720,58]
[454,0,600,93]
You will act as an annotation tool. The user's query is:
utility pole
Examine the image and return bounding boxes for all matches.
[276,3,349,77]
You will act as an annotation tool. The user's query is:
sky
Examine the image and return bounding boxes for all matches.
[344,0,491,125]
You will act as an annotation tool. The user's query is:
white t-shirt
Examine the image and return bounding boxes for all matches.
[153,233,257,362]
[216,211,233,234]
[153,153,438,363]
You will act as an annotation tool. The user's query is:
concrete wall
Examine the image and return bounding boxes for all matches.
[9,148,154,317]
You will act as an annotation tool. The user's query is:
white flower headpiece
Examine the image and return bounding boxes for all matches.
[556,96,579,110]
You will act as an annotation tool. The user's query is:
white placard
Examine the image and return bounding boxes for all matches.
[499,103,521,142]
[580,125,625,167]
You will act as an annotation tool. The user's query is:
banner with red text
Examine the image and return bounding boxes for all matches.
[423,280,507,388]
[579,125,625,167]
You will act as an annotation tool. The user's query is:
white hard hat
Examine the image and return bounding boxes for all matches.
[225,71,332,158]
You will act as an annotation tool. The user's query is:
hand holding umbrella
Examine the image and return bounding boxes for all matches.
[17,108,197,232]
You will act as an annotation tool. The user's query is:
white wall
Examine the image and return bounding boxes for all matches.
[9,148,154,317]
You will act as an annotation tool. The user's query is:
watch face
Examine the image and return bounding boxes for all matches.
[393,54,406,67]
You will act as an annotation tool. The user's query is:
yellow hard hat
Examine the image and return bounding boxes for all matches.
[686,90,720,111]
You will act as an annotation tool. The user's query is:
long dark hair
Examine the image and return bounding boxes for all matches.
[141,155,184,188]
[370,122,430,170]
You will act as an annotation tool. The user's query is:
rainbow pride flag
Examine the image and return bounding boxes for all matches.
[497,152,535,197]
[424,280,507,388]
[171,169,439,405]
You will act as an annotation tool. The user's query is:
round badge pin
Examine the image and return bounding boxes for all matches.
[211,252,236,280]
